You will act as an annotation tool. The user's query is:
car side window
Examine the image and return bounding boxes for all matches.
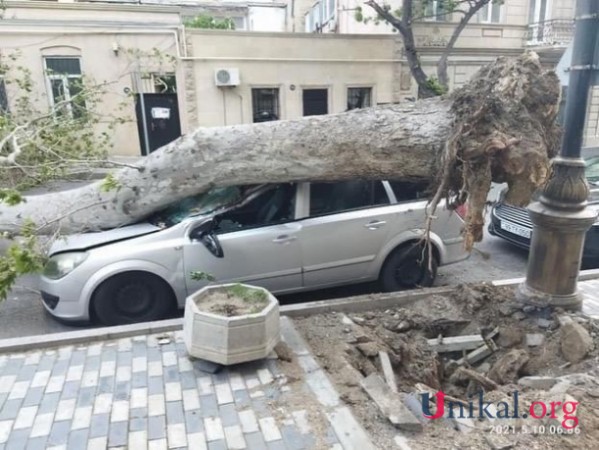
[215,184,296,233]
[309,181,389,217]
[388,180,430,202]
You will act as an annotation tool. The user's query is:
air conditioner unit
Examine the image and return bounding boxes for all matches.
[214,68,240,87]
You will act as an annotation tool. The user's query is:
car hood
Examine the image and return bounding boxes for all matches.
[49,223,162,255]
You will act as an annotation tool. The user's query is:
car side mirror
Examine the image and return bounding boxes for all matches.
[190,218,215,240]
[190,218,224,258]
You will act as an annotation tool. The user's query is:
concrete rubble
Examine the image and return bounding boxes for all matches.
[295,282,599,448]
[560,321,594,363]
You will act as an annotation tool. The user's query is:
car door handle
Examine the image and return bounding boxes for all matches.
[273,235,297,244]
[364,220,387,230]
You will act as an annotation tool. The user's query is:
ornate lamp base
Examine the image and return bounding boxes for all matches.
[517,157,597,310]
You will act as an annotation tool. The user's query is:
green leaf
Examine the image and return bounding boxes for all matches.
[425,77,448,96]
[184,15,236,30]
[0,237,44,302]
[190,271,216,282]
[100,173,120,192]
[0,189,25,206]
[354,9,364,22]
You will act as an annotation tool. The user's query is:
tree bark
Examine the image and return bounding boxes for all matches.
[0,99,452,234]
[0,53,561,251]
[366,0,438,98]
[436,1,488,89]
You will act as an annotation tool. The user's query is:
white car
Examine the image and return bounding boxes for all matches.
[40,180,469,325]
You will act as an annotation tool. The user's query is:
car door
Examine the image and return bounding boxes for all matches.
[183,184,303,294]
[299,180,395,288]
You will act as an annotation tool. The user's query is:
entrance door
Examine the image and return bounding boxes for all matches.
[135,93,182,155]
[303,89,328,116]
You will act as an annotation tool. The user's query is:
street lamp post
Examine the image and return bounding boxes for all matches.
[517,0,599,309]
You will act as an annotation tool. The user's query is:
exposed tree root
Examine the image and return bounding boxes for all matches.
[425,52,561,252]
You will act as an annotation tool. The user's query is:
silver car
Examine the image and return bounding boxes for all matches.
[40,180,468,325]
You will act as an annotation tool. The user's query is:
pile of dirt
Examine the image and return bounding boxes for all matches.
[195,284,269,317]
[294,283,599,449]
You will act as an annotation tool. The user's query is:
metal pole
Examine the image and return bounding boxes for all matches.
[135,64,151,156]
[517,0,599,310]
[560,0,598,158]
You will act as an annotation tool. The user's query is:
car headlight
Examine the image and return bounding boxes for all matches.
[43,252,89,280]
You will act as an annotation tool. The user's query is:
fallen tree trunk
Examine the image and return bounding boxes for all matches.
[0,52,560,250]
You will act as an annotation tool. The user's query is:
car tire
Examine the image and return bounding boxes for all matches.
[92,272,175,326]
[380,243,438,292]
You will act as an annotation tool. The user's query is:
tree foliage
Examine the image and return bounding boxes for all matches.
[0,52,131,301]
[361,0,504,97]
[0,52,127,191]
[184,15,236,30]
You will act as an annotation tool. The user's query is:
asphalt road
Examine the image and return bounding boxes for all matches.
[0,181,529,340]
[0,223,529,340]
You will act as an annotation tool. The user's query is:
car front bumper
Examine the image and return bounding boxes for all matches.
[39,276,90,322]
[488,217,532,251]
[489,206,599,266]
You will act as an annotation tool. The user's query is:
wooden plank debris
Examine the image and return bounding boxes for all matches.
[456,340,498,365]
[378,351,398,393]
[361,374,423,431]
[454,367,500,391]
[427,335,485,353]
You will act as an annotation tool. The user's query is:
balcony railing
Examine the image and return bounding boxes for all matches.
[526,19,574,47]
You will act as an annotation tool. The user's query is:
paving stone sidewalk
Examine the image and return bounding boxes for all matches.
[0,321,368,450]
[2,277,598,450]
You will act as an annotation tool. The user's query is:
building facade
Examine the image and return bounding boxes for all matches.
[0,0,596,156]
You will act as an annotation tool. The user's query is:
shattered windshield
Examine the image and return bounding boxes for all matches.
[148,186,244,227]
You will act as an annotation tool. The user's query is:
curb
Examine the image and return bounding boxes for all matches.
[2,270,599,354]
[0,318,183,354]
[280,285,456,317]
[280,316,377,449]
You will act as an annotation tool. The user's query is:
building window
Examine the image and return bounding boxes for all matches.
[479,2,502,23]
[44,57,85,118]
[0,78,8,114]
[347,87,372,110]
[306,0,335,32]
[303,89,328,116]
[252,88,280,122]
[232,17,246,30]
[311,4,321,31]
[305,12,311,32]
[423,0,447,22]
[153,74,177,94]
[529,0,550,24]
[328,0,336,22]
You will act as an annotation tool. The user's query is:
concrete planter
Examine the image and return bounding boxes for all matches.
[183,283,280,365]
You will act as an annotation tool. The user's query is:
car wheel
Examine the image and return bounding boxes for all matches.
[380,243,438,292]
[92,272,175,326]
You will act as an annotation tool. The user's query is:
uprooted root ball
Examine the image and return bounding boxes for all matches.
[432,51,561,250]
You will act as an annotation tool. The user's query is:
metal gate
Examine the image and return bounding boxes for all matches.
[134,93,182,155]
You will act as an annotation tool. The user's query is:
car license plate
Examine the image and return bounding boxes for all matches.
[500,221,531,239]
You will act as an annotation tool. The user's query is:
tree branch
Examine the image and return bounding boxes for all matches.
[364,0,407,35]
[436,0,490,88]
